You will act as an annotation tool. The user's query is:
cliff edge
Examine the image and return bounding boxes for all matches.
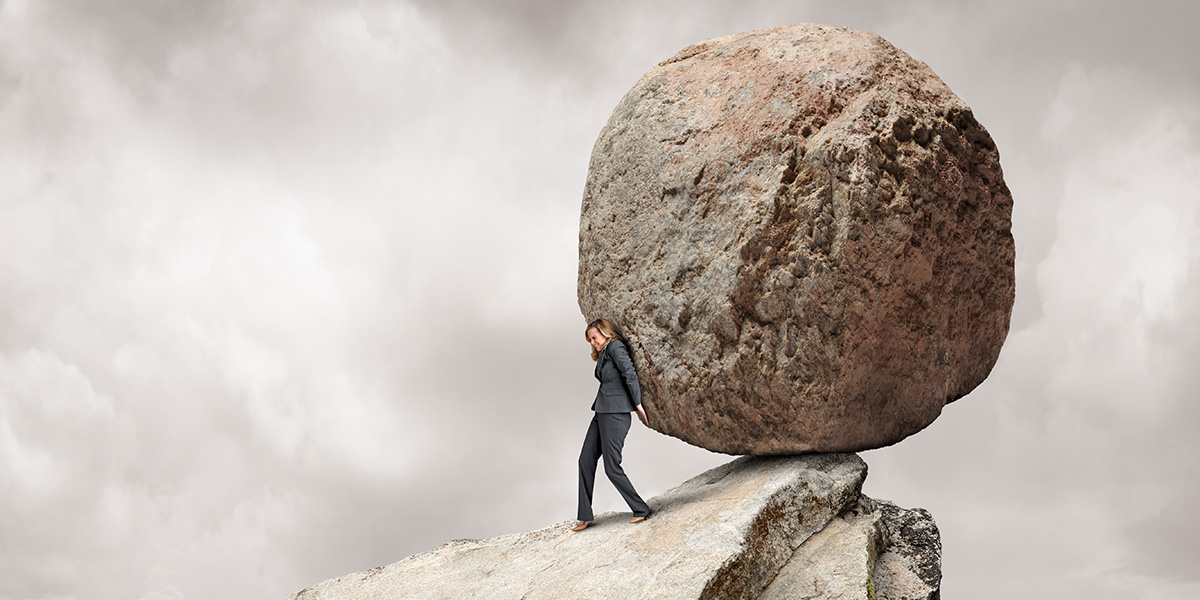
[289,454,940,600]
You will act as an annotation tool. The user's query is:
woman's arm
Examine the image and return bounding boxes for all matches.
[609,341,643,406]
[610,341,649,426]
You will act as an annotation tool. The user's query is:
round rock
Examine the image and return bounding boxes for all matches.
[577,23,1015,455]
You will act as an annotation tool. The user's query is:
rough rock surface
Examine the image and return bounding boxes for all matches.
[760,497,942,600]
[759,501,883,600]
[577,22,1015,454]
[872,499,942,600]
[287,455,941,600]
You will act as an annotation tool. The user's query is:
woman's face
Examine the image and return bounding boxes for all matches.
[586,328,607,352]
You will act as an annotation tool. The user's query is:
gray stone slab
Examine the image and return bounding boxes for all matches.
[288,454,866,600]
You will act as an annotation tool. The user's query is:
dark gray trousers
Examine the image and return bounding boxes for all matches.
[577,412,650,521]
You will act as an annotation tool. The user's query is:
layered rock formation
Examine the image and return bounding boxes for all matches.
[577,22,1015,454]
[288,454,940,600]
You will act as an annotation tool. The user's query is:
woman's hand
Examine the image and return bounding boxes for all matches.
[636,405,649,427]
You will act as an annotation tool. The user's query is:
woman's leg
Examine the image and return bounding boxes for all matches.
[597,413,650,518]
[576,414,602,522]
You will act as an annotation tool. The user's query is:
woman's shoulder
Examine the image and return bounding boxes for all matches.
[606,339,631,358]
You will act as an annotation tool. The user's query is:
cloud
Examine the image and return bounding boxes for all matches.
[0,0,680,596]
[2,1,1199,599]
[0,3,461,597]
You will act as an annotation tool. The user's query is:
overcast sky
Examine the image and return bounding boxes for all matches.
[2,1,1198,599]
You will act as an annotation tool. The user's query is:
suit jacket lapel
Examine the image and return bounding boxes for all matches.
[594,343,610,379]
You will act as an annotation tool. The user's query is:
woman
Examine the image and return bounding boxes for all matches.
[573,318,651,532]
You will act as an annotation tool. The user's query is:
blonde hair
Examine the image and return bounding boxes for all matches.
[585,318,622,362]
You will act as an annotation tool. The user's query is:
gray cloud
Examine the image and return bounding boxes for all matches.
[1,0,1198,599]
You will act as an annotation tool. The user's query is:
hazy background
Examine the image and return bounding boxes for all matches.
[2,1,1198,598]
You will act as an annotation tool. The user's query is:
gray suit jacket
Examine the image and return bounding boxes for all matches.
[591,339,642,413]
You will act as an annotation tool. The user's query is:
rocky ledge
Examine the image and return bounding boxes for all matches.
[289,454,940,600]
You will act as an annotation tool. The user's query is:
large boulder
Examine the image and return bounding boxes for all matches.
[286,454,941,600]
[578,22,1015,454]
